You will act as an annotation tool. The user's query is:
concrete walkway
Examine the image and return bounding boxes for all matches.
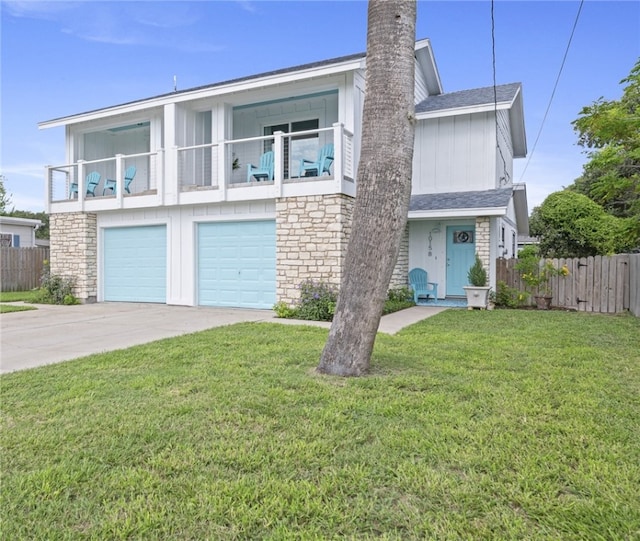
[0,303,447,374]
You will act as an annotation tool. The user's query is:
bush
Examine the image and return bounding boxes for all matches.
[273,301,297,319]
[495,280,527,308]
[34,265,79,305]
[273,282,416,321]
[467,254,487,286]
[294,279,338,322]
[387,286,414,303]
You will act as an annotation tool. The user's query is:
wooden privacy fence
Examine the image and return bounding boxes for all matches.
[0,247,50,292]
[496,254,640,316]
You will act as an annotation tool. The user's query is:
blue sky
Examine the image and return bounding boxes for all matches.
[1,0,638,213]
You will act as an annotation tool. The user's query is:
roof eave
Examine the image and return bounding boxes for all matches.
[509,86,527,158]
[414,38,443,96]
[415,100,513,120]
[39,56,366,130]
[408,206,508,219]
[512,183,529,235]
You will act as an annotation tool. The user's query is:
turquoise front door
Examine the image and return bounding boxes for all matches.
[198,221,276,309]
[103,225,167,303]
[446,225,476,296]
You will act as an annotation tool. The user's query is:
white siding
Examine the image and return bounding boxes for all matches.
[413,112,496,194]
[414,57,429,103]
[496,109,514,186]
[97,201,275,306]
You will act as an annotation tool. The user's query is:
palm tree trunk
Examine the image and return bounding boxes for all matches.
[317,0,416,376]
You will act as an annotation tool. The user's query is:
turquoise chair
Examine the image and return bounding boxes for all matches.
[69,171,101,198]
[103,166,137,195]
[409,268,438,302]
[299,143,334,177]
[247,151,274,182]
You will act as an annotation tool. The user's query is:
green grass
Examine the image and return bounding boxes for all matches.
[0,290,39,313]
[1,310,639,540]
[0,303,37,313]
[0,290,40,303]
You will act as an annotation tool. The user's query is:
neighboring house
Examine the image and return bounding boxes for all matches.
[0,216,42,248]
[40,38,527,307]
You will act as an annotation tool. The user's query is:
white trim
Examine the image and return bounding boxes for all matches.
[408,206,508,219]
[415,100,514,121]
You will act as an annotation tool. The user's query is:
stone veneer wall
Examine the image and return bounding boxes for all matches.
[50,213,98,303]
[390,225,409,288]
[276,194,353,305]
[475,216,491,272]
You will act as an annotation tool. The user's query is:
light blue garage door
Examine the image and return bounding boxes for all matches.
[103,225,167,303]
[198,221,276,309]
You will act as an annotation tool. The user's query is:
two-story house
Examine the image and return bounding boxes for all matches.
[40,38,527,308]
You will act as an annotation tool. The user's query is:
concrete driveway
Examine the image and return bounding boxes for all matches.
[0,302,446,374]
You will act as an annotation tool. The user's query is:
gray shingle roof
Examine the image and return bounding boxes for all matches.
[415,83,521,114]
[409,188,513,212]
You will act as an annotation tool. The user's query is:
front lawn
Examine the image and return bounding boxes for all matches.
[1,310,639,540]
[0,303,37,313]
[0,290,39,303]
[0,291,39,313]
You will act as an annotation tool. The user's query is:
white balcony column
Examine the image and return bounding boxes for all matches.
[333,122,344,192]
[163,103,178,205]
[77,160,86,211]
[166,146,179,206]
[156,149,165,206]
[218,141,227,201]
[45,166,52,213]
[115,154,124,208]
[273,131,285,197]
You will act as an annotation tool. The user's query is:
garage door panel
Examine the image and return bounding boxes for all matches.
[198,221,275,309]
[104,225,166,303]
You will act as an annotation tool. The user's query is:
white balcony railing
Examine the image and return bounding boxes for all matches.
[46,123,355,213]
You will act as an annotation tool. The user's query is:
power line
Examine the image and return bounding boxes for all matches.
[491,0,510,186]
[518,0,585,182]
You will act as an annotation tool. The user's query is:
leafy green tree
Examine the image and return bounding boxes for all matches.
[8,210,50,239]
[529,191,634,257]
[0,174,12,214]
[569,59,640,247]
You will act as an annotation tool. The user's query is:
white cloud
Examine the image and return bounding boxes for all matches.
[4,1,224,52]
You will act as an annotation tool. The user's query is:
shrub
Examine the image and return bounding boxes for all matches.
[295,279,338,322]
[34,264,79,305]
[273,282,416,322]
[273,301,298,319]
[495,280,527,308]
[387,286,414,303]
[467,254,487,286]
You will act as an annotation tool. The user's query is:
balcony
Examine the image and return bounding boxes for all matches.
[46,124,355,214]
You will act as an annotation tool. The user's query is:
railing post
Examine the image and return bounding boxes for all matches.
[77,160,85,211]
[218,141,227,201]
[274,131,284,197]
[333,122,344,193]
[156,149,165,206]
[44,166,52,213]
[115,154,124,208]
[165,146,179,206]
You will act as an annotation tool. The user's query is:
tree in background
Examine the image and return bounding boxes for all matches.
[569,58,640,248]
[529,191,634,257]
[0,174,49,239]
[317,0,416,377]
[0,175,12,214]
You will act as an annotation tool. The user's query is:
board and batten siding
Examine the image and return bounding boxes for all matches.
[495,109,514,184]
[97,201,275,306]
[413,112,496,194]
[414,57,429,103]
